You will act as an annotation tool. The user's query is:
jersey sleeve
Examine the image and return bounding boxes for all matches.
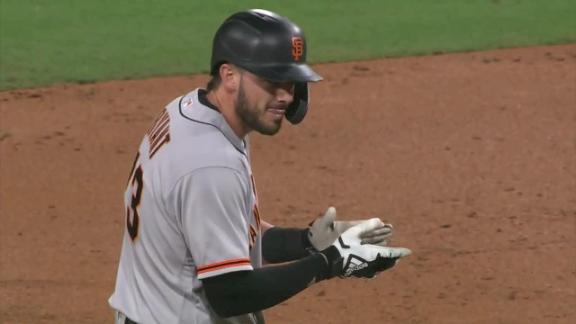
[171,167,253,280]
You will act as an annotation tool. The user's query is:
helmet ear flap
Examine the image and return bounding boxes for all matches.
[285,83,309,124]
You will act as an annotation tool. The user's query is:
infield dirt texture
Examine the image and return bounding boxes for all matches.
[1,44,575,323]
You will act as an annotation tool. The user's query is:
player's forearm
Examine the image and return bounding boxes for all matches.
[261,227,311,263]
[202,252,330,317]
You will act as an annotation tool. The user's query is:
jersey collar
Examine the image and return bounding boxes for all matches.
[179,89,246,154]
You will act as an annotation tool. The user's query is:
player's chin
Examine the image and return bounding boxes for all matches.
[255,116,283,135]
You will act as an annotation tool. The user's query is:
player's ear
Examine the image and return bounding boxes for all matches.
[219,63,240,92]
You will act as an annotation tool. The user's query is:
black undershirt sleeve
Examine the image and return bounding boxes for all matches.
[261,227,312,263]
[202,250,338,318]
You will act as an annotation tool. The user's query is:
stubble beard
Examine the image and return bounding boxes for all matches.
[236,82,282,136]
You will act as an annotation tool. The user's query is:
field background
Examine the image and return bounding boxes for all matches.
[1,1,575,324]
[1,0,575,90]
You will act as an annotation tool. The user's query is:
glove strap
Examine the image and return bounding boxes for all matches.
[317,245,343,280]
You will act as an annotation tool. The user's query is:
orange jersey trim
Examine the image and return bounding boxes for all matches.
[197,258,251,274]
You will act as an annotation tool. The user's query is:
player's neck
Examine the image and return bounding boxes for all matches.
[206,89,251,138]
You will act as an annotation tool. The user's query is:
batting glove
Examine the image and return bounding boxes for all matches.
[308,207,394,251]
[319,218,411,279]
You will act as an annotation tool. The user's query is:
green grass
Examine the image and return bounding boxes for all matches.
[1,0,575,90]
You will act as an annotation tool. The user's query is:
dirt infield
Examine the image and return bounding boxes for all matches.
[1,44,575,323]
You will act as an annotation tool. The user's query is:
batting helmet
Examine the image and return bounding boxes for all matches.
[210,9,323,124]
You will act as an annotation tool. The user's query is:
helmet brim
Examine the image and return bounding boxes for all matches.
[242,62,323,83]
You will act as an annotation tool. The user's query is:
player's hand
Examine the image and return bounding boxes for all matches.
[319,218,411,279]
[308,207,394,251]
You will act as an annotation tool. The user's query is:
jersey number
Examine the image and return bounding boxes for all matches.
[126,165,143,241]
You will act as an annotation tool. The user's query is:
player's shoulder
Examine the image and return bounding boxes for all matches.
[157,89,249,175]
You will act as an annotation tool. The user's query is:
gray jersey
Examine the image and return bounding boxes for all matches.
[109,89,263,324]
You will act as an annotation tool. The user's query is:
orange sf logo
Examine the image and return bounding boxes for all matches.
[291,37,303,61]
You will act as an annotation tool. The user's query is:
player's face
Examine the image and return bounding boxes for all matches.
[235,71,295,135]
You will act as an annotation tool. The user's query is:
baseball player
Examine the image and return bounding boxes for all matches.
[109,9,411,324]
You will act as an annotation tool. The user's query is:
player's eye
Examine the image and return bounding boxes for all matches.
[264,79,294,94]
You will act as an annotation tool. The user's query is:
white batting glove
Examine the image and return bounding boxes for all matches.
[308,207,394,251]
[319,218,411,278]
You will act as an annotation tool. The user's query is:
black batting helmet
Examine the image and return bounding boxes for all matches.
[210,9,323,124]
